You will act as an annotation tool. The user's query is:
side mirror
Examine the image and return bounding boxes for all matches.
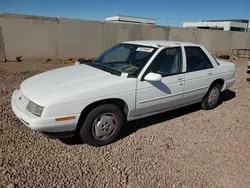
[144,72,162,82]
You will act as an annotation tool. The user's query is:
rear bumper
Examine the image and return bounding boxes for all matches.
[223,78,235,91]
[11,89,80,134]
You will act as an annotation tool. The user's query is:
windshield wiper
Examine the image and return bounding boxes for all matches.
[87,62,121,76]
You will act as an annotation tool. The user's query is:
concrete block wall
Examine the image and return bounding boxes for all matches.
[102,23,170,54]
[0,13,58,60]
[146,26,170,40]
[58,18,103,59]
[169,27,250,56]
[230,31,250,50]
[212,30,232,56]
[194,29,218,53]
[0,13,250,61]
[193,29,250,56]
[102,22,141,51]
[0,24,5,61]
[140,25,170,40]
[168,27,196,42]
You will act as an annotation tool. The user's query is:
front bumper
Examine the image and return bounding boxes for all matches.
[11,89,80,135]
[41,131,75,139]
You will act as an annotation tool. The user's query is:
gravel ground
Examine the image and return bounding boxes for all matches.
[0,59,250,188]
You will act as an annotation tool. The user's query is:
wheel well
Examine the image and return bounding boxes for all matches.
[75,99,129,134]
[211,79,224,88]
[203,78,224,100]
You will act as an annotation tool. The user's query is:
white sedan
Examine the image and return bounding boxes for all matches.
[11,41,235,146]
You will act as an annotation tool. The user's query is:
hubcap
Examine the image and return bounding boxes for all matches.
[208,87,219,105]
[92,113,118,140]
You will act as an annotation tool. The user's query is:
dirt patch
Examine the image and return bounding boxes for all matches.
[0,59,250,188]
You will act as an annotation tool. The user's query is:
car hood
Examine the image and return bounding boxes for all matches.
[20,64,133,106]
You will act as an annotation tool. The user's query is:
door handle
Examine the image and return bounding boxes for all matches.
[178,77,183,81]
[208,72,212,75]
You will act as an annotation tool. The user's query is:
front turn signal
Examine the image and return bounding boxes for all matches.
[55,116,75,122]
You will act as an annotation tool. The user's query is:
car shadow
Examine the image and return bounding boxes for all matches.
[150,81,171,94]
[61,90,236,145]
[120,90,236,139]
[221,90,236,102]
[119,103,201,139]
[59,136,84,145]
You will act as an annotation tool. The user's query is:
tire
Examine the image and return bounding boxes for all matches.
[202,83,222,110]
[78,104,124,147]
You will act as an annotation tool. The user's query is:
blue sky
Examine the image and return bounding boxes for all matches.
[0,0,249,26]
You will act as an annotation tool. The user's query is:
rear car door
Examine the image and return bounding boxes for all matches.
[136,47,185,116]
[183,46,215,104]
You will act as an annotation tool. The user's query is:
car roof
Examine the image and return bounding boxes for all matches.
[123,40,200,48]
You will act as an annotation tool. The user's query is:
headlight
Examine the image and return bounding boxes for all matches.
[26,101,44,116]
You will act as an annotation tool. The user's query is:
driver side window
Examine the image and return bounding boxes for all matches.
[148,47,182,77]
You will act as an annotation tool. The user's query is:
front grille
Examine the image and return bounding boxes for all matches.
[248,65,250,69]
[18,91,30,109]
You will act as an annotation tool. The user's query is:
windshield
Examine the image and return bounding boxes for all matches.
[92,43,157,75]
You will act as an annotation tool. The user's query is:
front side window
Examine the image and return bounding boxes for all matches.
[92,43,157,75]
[185,47,213,72]
[147,47,182,77]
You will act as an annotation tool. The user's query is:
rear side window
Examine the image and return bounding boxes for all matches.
[185,47,213,72]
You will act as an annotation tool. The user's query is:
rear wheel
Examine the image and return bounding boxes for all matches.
[78,104,124,147]
[202,83,222,110]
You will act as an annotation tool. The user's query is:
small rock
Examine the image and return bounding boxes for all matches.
[2,170,7,174]
[7,184,15,188]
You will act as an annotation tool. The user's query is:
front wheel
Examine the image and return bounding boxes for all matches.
[78,104,124,147]
[202,84,222,110]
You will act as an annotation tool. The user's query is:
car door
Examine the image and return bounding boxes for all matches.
[182,46,215,104]
[135,47,185,116]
